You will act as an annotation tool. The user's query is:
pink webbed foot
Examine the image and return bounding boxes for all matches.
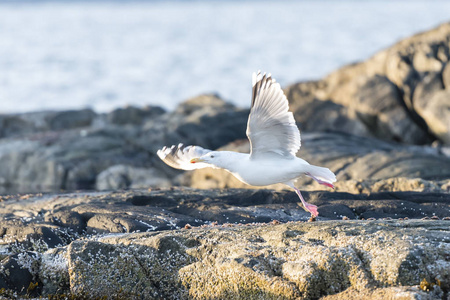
[304,202,319,217]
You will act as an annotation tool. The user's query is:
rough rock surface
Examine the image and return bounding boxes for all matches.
[0,188,449,298]
[0,190,449,299]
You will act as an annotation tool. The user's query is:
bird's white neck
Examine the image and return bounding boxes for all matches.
[211,151,249,171]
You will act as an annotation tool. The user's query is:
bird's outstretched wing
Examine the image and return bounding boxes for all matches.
[157,144,214,170]
[246,71,301,159]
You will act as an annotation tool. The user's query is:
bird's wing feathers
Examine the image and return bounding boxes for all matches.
[157,144,214,170]
[246,71,301,159]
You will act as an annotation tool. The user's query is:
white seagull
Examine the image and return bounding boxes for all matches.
[157,71,336,217]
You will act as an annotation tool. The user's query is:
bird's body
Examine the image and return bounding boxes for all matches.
[204,151,309,186]
[157,71,336,217]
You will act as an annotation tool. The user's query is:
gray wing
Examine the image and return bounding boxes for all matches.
[157,144,214,170]
[246,71,301,159]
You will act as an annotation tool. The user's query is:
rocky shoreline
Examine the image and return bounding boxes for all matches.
[0,23,450,299]
[0,188,448,299]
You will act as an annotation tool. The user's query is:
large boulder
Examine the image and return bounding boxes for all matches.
[285,22,450,145]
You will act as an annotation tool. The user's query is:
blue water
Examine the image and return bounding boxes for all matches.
[0,1,449,113]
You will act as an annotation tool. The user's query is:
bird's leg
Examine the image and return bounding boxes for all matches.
[306,172,335,189]
[293,186,319,217]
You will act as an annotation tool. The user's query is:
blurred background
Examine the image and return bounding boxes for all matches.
[1,0,450,195]
[1,0,450,113]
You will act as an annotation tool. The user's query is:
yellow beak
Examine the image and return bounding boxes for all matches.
[190,157,206,164]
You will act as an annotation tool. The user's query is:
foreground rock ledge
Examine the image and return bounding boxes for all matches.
[2,219,449,299]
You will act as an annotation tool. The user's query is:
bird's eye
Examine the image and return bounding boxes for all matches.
[210,155,214,158]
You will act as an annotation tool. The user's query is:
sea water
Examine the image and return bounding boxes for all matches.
[0,0,449,113]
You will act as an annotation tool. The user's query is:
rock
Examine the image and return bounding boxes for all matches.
[0,115,35,139]
[442,62,450,88]
[106,105,165,125]
[163,94,249,150]
[47,109,96,131]
[0,93,253,194]
[0,109,96,139]
[412,49,443,73]
[44,210,85,234]
[1,188,449,252]
[414,89,450,144]
[0,253,37,295]
[353,75,427,143]
[322,286,443,300]
[67,238,193,299]
[0,188,449,298]
[413,72,444,111]
[63,220,450,299]
[284,81,371,137]
[285,22,450,145]
[0,221,66,250]
[0,125,155,193]
[332,177,449,194]
[38,248,69,295]
[95,164,171,190]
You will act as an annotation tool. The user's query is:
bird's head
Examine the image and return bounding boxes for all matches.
[190,151,223,167]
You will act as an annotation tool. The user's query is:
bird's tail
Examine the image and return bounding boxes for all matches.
[304,165,336,188]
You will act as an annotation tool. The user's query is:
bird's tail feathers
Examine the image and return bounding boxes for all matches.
[304,165,336,188]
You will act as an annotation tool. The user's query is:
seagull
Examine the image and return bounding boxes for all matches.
[157,71,336,217]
